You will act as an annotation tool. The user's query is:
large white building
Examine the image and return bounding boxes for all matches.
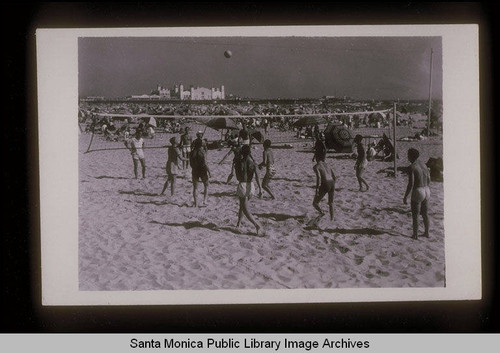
[155,83,225,100]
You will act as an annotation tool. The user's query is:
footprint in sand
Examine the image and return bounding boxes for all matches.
[277,275,292,283]
[376,269,390,277]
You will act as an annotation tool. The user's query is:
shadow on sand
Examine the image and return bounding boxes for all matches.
[135,198,191,207]
[318,227,407,237]
[95,175,130,180]
[210,191,235,198]
[119,190,159,197]
[255,212,306,222]
[150,220,260,237]
[272,177,306,182]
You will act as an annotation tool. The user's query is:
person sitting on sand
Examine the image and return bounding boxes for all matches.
[161,136,187,197]
[366,142,377,161]
[179,126,192,169]
[190,138,210,207]
[125,130,146,179]
[312,149,336,222]
[353,134,369,191]
[258,139,276,200]
[234,145,262,235]
[403,148,431,240]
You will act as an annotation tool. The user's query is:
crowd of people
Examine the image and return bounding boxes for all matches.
[79,99,433,140]
[122,123,431,239]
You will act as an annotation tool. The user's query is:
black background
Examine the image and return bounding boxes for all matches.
[1,2,498,333]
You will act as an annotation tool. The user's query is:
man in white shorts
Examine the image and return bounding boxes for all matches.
[403,148,431,239]
[125,130,146,179]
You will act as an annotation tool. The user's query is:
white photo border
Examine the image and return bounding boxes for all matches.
[37,25,481,305]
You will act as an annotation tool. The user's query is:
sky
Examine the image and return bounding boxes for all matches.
[79,36,442,100]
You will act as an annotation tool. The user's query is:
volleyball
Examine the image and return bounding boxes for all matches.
[224,50,232,58]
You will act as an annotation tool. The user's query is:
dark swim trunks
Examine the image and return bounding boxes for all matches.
[192,167,209,183]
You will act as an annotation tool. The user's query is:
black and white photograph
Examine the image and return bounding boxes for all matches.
[77,35,445,292]
[37,25,480,305]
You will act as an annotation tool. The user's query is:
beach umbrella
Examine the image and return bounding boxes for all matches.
[368,112,386,124]
[324,123,354,153]
[204,117,239,131]
[250,130,265,143]
[292,116,326,127]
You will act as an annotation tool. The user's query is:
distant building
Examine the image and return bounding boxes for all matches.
[148,83,225,100]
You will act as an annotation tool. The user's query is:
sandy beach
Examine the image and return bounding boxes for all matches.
[79,128,445,291]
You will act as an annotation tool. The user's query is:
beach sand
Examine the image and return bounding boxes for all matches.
[79,130,445,291]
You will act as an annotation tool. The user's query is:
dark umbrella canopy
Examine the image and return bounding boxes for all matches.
[292,116,326,127]
[324,123,354,153]
[250,130,265,143]
[205,117,239,130]
[368,112,386,124]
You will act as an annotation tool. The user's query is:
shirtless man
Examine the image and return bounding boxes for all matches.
[235,145,262,235]
[190,138,211,207]
[353,134,369,192]
[403,148,431,239]
[258,139,276,199]
[179,126,192,169]
[312,150,336,221]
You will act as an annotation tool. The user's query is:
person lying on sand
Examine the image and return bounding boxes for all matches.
[353,134,369,192]
[235,145,262,235]
[161,136,188,197]
[313,149,336,222]
[190,138,210,207]
[258,139,276,200]
[403,148,431,240]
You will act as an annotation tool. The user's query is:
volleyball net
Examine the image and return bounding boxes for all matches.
[79,108,410,154]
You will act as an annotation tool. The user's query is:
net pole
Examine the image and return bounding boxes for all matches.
[85,129,95,154]
[427,48,434,136]
[393,102,397,177]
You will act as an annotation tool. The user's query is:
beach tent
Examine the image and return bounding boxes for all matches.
[324,122,354,153]
[292,116,326,127]
[204,117,239,131]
